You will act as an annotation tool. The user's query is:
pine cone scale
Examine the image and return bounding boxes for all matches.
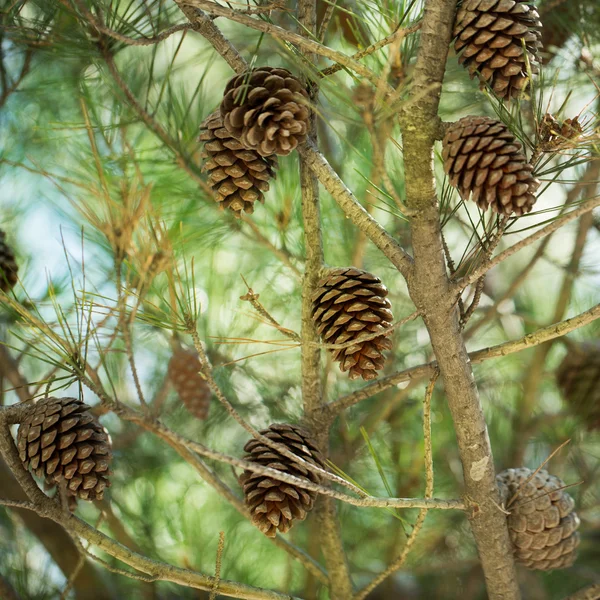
[240,424,324,538]
[497,468,580,571]
[312,268,393,381]
[17,397,112,504]
[443,116,539,216]
[199,111,277,217]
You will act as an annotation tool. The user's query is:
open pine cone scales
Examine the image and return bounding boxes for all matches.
[312,268,393,381]
[0,229,18,292]
[220,67,309,157]
[168,347,211,420]
[240,424,325,538]
[199,111,277,217]
[442,115,540,216]
[557,342,600,430]
[17,397,112,501]
[453,0,543,100]
[497,468,580,571]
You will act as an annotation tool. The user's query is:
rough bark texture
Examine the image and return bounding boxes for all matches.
[400,0,520,598]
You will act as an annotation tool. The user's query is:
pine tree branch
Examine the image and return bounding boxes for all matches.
[325,301,600,415]
[297,1,353,595]
[0,412,303,600]
[183,0,380,85]
[298,142,414,279]
[172,1,248,72]
[454,193,600,293]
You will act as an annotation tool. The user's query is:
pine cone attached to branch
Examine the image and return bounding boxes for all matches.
[0,230,18,292]
[17,397,112,501]
[442,115,540,216]
[312,267,393,381]
[497,467,580,571]
[453,0,543,101]
[168,347,211,420]
[240,423,325,538]
[199,112,278,217]
[557,341,600,431]
[220,67,310,157]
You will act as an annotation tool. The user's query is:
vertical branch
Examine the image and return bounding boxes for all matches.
[399,1,520,598]
[298,1,353,598]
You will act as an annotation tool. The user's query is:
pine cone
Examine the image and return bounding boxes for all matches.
[497,467,580,571]
[453,0,543,100]
[220,67,309,157]
[168,347,211,420]
[442,115,540,216]
[199,111,277,217]
[17,397,112,501]
[557,342,600,431]
[312,267,393,381]
[0,230,18,292]
[240,423,325,538]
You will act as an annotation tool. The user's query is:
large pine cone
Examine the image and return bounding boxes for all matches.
[17,397,112,501]
[442,115,540,216]
[312,268,393,381]
[220,67,309,157]
[557,342,600,431]
[497,467,580,571]
[240,423,325,538]
[0,230,18,292]
[453,0,543,100]
[168,347,211,420]
[199,112,277,217]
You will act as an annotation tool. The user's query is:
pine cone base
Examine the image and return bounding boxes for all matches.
[443,116,540,216]
[312,268,393,381]
[497,468,580,571]
[168,347,211,420]
[220,67,309,157]
[240,424,325,538]
[17,397,112,501]
[199,112,277,217]
[453,0,543,100]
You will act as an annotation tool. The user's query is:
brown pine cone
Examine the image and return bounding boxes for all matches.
[199,111,277,217]
[453,0,543,100]
[168,347,211,420]
[312,267,393,381]
[220,67,309,157]
[557,341,600,431]
[442,115,540,216]
[0,230,18,292]
[17,397,112,501]
[497,467,580,571]
[240,423,325,538]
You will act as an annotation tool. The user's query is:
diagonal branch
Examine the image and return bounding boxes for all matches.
[325,301,600,415]
[298,141,414,279]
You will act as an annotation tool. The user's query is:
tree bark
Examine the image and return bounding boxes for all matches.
[399,1,520,598]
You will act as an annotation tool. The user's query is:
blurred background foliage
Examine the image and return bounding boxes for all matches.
[0,0,599,598]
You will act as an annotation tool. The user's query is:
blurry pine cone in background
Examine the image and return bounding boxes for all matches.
[557,341,600,431]
[17,397,112,502]
[497,467,580,570]
[199,111,277,217]
[0,229,18,292]
[442,115,540,216]
[312,267,393,381]
[220,67,309,157]
[453,0,543,100]
[240,423,325,538]
[168,347,211,420]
